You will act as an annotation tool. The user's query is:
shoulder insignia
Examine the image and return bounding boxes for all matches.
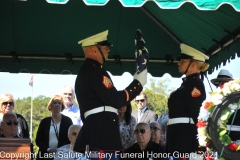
[191,87,201,97]
[102,76,114,89]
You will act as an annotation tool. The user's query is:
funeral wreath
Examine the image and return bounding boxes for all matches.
[197,78,240,160]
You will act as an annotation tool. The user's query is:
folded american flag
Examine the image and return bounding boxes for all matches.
[135,29,149,73]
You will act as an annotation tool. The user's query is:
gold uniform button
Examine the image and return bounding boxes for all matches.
[113,119,115,122]
[134,87,136,89]
[130,90,132,92]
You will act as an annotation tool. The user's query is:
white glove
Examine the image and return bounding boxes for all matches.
[133,69,147,86]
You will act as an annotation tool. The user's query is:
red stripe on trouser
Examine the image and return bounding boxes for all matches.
[98,150,103,160]
[183,157,187,160]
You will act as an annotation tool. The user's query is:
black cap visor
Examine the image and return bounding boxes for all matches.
[97,40,112,46]
[177,54,193,61]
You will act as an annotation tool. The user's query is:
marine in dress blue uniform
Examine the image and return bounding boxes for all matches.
[166,44,209,160]
[74,30,148,159]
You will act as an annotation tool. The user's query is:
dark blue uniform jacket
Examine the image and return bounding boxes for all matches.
[74,58,143,152]
[167,73,206,154]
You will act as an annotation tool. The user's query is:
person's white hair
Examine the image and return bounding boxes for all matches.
[68,124,81,135]
[61,86,75,99]
[149,121,162,130]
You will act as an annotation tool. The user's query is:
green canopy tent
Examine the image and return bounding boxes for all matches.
[0,0,240,77]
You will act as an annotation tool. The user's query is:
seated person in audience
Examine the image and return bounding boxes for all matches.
[124,122,164,160]
[0,112,19,138]
[118,103,136,150]
[0,93,29,138]
[157,112,168,145]
[149,121,165,150]
[54,124,83,160]
[1,112,34,155]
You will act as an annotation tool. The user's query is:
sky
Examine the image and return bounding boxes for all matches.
[0,55,239,101]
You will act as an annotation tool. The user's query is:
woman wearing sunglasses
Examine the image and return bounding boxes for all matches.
[0,93,29,138]
[166,44,209,160]
[0,112,19,138]
[118,103,136,150]
[36,95,73,160]
[149,121,165,150]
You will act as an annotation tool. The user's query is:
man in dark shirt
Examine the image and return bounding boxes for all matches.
[74,30,148,159]
[123,122,165,160]
[0,112,19,138]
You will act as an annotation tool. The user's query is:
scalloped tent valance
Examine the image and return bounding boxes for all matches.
[0,0,240,77]
[47,0,240,11]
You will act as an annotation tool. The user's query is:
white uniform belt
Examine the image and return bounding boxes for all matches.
[168,117,194,125]
[227,125,240,131]
[84,106,117,119]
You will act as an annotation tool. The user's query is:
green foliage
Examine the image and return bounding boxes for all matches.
[131,78,175,116]
[15,97,31,130]
[14,95,51,154]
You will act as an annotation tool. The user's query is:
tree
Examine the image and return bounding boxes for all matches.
[15,97,31,129]
[131,78,175,116]
[15,95,50,154]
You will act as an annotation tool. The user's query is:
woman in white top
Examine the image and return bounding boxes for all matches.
[118,103,136,149]
[36,95,73,160]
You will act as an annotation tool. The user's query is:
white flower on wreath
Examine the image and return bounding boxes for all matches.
[230,82,240,91]
[222,82,232,96]
[210,92,223,105]
[198,134,207,146]
[228,103,240,110]
[198,127,207,135]
[213,87,222,94]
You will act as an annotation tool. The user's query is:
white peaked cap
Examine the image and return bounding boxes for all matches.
[180,43,209,62]
[78,30,109,47]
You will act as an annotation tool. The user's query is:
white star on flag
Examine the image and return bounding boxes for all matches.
[142,59,147,65]
[135,29,149,73]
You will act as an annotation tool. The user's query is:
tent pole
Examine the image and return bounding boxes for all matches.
[140,7,181,45]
